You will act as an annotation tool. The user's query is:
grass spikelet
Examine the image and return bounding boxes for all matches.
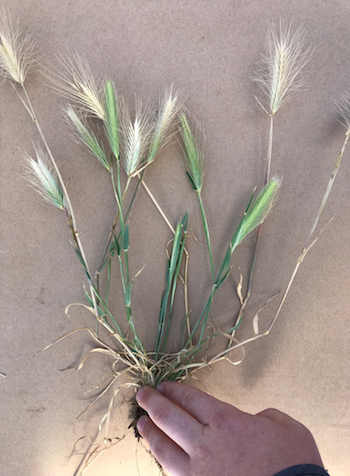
[104,80,119,160]
[120,97,152,176]
[215,178,281,290]
[23,146,65,210]
[179,113,203,192]
[335,93,350,135]
[52,54,105,120]
[0,9,35,85]
[255,22,311,115]
[147,87,183,164]
[236,177,280,245]
[65,105,110,170]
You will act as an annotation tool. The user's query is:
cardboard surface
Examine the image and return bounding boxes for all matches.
[1,1,349,475]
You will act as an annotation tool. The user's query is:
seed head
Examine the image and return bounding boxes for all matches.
[120,97,152,177]
[179,113,203,192]
[65,105,110,170]
[23,146,65,210]
[51,54,105,120]
[147,87,183,164]
[335,93,350,135]
[254,22,311,115]
[235,177,281,246]
[0,9,35,85]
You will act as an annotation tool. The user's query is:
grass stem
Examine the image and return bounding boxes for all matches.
[227,114,274,348]
[19,85,102,326]
[197,191,215,281]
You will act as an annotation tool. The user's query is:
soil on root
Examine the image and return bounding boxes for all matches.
[128,398,166,474]
[128,400,149,440]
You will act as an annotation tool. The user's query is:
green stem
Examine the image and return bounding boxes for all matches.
[106,258,111,307]
[227,114,274,348]
[96,172,143,276]
[197,191,215,281]
[155,214,188,358]
[265,114,274,184]
[185,285,215,347]
[89,285,124,336]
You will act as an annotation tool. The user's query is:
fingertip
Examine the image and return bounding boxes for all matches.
[136,387,145,404]
[137,415,149,434]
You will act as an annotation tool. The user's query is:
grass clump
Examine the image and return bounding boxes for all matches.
[1,11,348,475]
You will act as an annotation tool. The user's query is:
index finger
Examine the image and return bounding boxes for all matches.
[136,386,203,453]
[157,381,242,426]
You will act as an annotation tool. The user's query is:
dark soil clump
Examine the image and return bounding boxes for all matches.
[128,400,149,440]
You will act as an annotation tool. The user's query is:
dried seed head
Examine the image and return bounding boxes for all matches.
[51,54,105,120]
[120,97,153,177]
[335,93,350,135]
[23,146,65,210]
[147,87,183,164]
[255,22,312,115]
[0,9,35,85]
[65,105,110,170]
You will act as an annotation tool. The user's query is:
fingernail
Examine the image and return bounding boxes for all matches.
[156,382,164,393]
[137,415,148,433]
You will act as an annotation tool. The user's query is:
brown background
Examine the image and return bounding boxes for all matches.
[1,1,349,475]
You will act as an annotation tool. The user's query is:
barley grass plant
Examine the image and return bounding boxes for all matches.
[1,11,348,475]
[227,22,313,348]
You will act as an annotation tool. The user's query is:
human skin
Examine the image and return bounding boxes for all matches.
[136,382,324,476]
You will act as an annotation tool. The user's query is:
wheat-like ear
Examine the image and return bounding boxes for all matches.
[120,97,153,177]
[335,93,350,135]
[147,87,183,164]
[65,105,110,170]
[50,53,105,120]
[179,113,203,192]
[0,9,35,85]
[255,22,312,115]
[23,146,65,210]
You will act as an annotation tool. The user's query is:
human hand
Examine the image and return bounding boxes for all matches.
[136,382,324,476]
